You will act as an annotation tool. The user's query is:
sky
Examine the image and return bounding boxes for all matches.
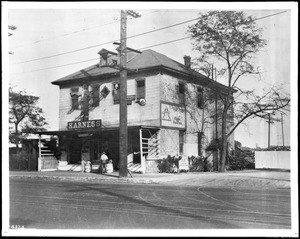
[3,1,298,149]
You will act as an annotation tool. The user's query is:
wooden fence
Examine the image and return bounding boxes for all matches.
[9,153,38,171]
[39,155,59,171]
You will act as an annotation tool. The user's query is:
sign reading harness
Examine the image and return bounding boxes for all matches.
[67,119,101,130]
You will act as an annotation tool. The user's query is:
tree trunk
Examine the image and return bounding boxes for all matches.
[15,123,19,153]
[220,106,228,172]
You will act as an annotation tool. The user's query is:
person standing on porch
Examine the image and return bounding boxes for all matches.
[100,152,108,173]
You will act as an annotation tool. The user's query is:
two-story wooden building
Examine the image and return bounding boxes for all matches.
[39,46,234,173]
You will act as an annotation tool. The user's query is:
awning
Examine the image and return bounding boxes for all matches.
[36,125,160,136]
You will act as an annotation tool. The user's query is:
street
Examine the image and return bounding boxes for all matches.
[9,178,291,229]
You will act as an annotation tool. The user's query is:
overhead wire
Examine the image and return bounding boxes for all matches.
[10,9,161,50]
[11,15,203,65]
[10,36,191,75]
[10,10,288,75]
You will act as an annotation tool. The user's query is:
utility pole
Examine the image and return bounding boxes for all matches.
[119,10,141,178]
[281,113,285,147]
[267,113,271,148]
[263,112,280,148]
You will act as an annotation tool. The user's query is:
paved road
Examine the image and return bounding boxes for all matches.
[9,178,291,230]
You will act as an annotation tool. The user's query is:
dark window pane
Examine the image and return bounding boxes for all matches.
[136,79,145,100]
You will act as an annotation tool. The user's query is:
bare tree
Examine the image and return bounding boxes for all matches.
[188,11,290,172]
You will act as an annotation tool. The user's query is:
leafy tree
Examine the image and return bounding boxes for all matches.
[9,86,48,151]
[188,11,290,172]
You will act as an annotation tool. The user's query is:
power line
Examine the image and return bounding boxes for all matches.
[139,36,190,50]
[11,10,288,67]
[10,58,99,75]
[10,19,119,50]
[10,10,161,50]
[10,36,190,75]
[252,10,288,21]
[12,15,203,65]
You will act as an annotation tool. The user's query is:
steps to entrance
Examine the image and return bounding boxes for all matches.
[128,162,142,173]
[58,163,82,172]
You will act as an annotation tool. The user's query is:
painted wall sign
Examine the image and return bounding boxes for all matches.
[67,119,102,130]
[179,156,189,171]
[161,102,185,129]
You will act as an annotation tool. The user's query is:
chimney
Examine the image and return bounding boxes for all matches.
[183,55,191,69]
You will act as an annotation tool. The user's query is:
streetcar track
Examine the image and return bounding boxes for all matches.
[10,199,290,228]
[9,180,291,229]
[10,193,291,218]
[197,187,261,213]
[10,181,290,198]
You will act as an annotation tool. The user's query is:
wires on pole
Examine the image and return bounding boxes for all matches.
[119,10,141,178]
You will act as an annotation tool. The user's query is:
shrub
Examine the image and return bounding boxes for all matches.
[157,155,181,173]
[227,155,255,170]
[188,155,212,172]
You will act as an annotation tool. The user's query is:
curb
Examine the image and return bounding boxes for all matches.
[9,174,158,185]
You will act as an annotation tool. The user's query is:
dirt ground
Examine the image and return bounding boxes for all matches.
[149,170,291,189]
[9,169,292,190]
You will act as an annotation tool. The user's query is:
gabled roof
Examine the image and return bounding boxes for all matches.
[51,49,231,92]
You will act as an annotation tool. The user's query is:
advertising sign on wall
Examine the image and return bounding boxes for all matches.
[179,156,189,171]
[161,102,185,129]
[67,119,102,130]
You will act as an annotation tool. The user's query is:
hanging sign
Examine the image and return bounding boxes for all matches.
[67,119,102,130]
[161,102,185,129]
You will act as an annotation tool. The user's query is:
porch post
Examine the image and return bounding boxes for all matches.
[38,134,42,171]
[139,128,146,174]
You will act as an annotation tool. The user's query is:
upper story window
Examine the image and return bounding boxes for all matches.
[91,84,100,107]
[178,82,185,104]
[112,83,120,104]
[136,78,145,100]
[101,86,110,99]
[70,87,79,110]
[197,87,204,109]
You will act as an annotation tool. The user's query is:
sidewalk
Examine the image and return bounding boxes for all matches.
[9,169,291,189]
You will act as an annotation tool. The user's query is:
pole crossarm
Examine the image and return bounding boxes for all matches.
[126,10,142,18]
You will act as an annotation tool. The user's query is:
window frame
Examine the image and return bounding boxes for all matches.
[136,78,146,101]
[70,87,80,110]
[91,84,100,107]
[178,82,185,104]
[197,87,204,109]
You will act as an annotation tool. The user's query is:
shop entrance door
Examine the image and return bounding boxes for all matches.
[69,139,82,164]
